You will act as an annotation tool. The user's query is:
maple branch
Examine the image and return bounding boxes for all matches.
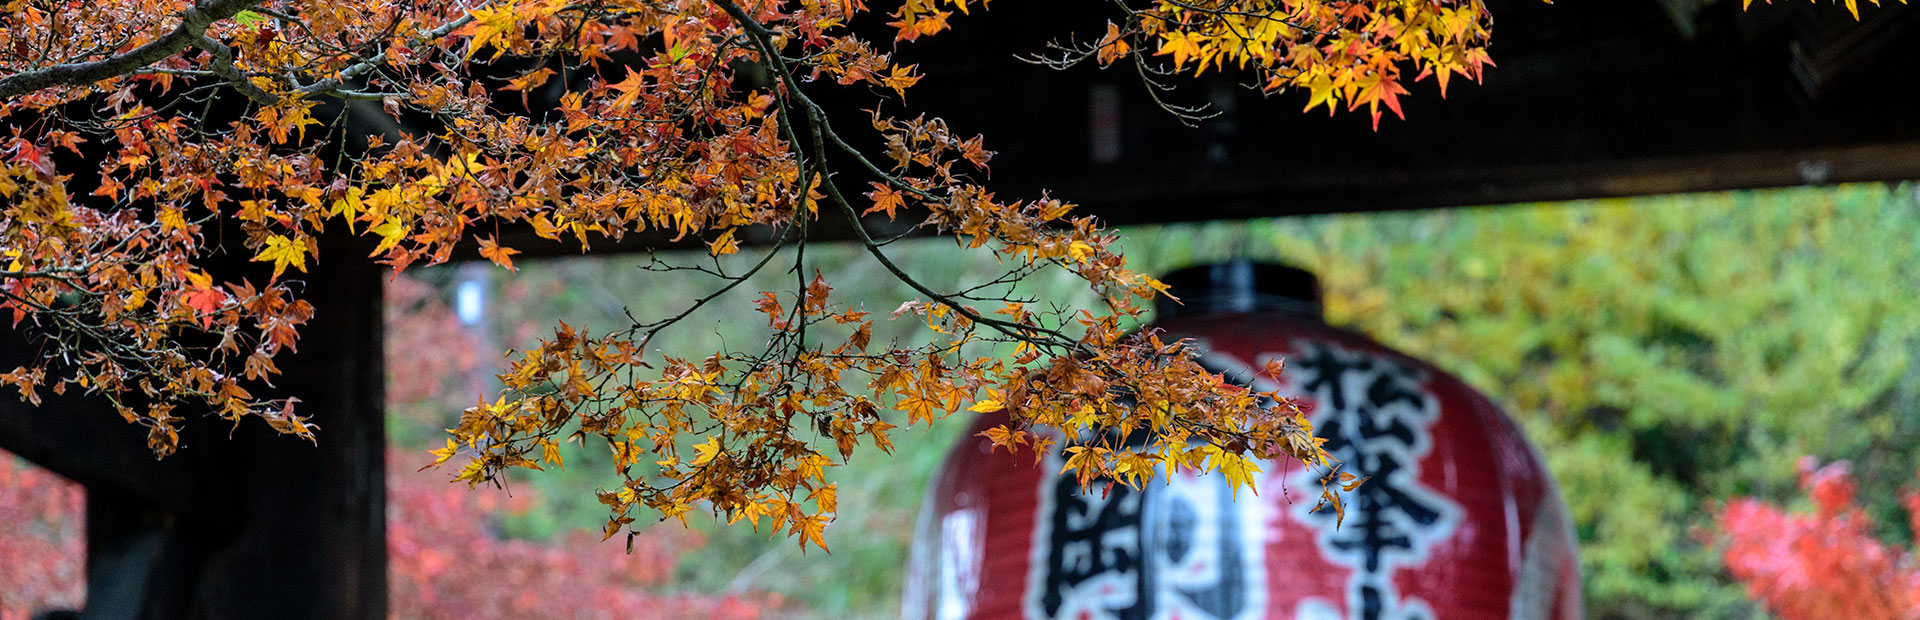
[1138,0,1330,35]
[1131,57,1219,126]
[244,6,313,33]
[0,266,87,279]
[814,115,942,204]
[710,0,1080,351]
[0,0,263,99]
[805,109,1073,347]
[191,35,281,105]
[295,13,475,99]
[626,227,792,340]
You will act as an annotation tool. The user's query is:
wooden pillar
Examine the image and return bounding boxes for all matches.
[0,234,387,619]
[178,234,388,619]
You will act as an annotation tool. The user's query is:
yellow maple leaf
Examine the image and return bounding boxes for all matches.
[967,398,1003,413]
[691,435,723,466]
[460,0,523,60]
[157,207,188,235]
[1112,451,1159,489]
[794,453,830,483]
[1096,21,1132,66]
[729,496,769,528]
[607,67,647,112]
[252,234,308,281]
[1067,241,1095,262]
[1207,445,1263,500]
[1156,31,1205,70]
[367,218,407,257]
[794,513,831,552]
[329,186,364,233]
[881,64,921,97]
[478,236,521,271]
[1301,74,1340,114]
[977,424,1019,453]
[427,438,461,468]
[807,483,838,514]
[707,228,739,256]
[899,393,940,425]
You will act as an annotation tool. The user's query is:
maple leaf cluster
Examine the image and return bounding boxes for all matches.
[0,0,1527,548]
[1713,457,1920,620]
[1743,0,1909,21]
[1016,0,1496,128]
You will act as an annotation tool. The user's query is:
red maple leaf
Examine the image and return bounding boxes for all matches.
[182,285,227,329]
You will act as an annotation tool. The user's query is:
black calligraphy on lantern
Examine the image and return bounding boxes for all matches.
[1278,341,1461,620]
[1026,432,1266,620]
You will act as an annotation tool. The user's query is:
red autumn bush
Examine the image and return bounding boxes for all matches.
[384,271,783,618]
[0,452,84,620]
[387,449,784,619]
[384,273,487,416]
[1714,457,1920,620]
[3,273,780,618]
[2,448,783,620]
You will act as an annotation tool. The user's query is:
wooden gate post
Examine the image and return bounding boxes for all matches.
[0,233,387,619]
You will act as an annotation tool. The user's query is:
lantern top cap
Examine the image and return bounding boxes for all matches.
[1155,260,1322,320]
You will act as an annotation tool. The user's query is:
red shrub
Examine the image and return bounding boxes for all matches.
[3,271,779,619]
[384,273,485,413]
[387,451,784,619]
[2,449,784,620]
[0,453,85,620]
[1715,457,1920,620]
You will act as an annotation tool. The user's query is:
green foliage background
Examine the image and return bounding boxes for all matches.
[388,182,1920,619]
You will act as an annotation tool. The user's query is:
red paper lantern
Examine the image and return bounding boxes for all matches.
[902,262,1582,620]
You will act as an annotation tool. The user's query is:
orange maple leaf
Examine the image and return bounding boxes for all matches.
[864,183,906,219]
[477,236,520,271]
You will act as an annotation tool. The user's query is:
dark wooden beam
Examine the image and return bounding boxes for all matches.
[876,0,1920,225]
[436,0,1920,262]
[1789,3,1919,98]
[1046,140,1920,225]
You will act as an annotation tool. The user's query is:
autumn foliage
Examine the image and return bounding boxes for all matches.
[2,0,1892,554]
[1743,0,1908,21]
[5,0,1441,550]
[0,453,84,620]
[387,449,782,619]
[1713,457,1920,620]
[384,274,484,411]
